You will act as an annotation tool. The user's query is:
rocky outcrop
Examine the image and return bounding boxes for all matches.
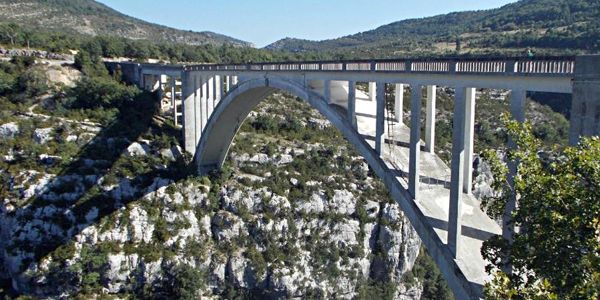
[0,122,19,139]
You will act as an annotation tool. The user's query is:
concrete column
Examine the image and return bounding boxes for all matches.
[201,77,208,128]
[158,75,164,102]
[375,82,386,154]
[409,85,422,199]
[324,80,332,104]
[232,75,238,86]
[214,75,221,107]
[569,55,600,145]
[194,74,202,145]
[225,76,231,93]
[182,71,196,155]
[207,76,214,116]
[170,77,177,126]
[348,81,357,129]
[463,87,476,194]
[395,84,404,124]
[448,86,467,258]
[425,85,437,153]
[503,89,526,245]
[369,82,376,102]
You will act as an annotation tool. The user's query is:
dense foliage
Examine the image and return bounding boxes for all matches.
[481,115,600,299]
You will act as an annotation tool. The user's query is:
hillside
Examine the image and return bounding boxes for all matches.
[0,0,251,47]
[266,0,600,57]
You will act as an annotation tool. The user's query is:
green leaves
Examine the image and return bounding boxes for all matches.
[482,118,600,299]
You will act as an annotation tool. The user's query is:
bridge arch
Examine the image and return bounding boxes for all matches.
[196,77,363,174]
[194,76,477,299]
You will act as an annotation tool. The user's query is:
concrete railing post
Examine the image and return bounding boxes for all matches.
[409,84,423,199]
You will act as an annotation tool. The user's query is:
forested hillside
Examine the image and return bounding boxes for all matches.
[266,0,600,58]
[0,0,251,47]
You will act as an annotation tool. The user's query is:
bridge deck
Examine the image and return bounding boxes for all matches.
[343,87,501,287]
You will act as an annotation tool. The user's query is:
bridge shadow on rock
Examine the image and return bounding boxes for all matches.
[5,90,190,293]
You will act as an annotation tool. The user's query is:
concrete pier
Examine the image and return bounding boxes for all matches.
[425,85,437,153]
[409,85,422,200]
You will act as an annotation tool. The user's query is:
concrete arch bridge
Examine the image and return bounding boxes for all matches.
[105,56,600,299]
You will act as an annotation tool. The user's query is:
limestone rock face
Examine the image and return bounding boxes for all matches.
[33,128,53,144]
[126,142,149,157]
[0,93,426,300]
[0,122,19,139]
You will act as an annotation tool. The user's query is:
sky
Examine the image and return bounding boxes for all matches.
[95,0,518,48]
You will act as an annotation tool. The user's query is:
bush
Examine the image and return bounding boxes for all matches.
[0,70,15,95]
[17,66,49,98]
[66,76,140,109]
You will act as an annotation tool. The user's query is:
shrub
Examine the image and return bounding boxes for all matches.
[66,76,140,109]
[17,66,49,98]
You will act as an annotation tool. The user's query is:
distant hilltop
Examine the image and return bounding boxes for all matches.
[0,0,252,48]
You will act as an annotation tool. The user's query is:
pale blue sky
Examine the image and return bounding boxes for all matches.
[96,0,518,48]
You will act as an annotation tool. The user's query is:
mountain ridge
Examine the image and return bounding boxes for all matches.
[265,0,600,56]
[0,0,252,48]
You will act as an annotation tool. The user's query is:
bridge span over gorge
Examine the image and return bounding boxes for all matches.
[106,55,600,299]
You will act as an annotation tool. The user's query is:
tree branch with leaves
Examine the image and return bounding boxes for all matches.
[480,114,600,299]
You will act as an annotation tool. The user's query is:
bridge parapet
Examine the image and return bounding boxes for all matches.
[185,56,576,77]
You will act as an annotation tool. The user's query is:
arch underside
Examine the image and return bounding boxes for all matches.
[194,76,483,299]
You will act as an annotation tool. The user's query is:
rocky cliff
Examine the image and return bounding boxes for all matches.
[0,89,426,298]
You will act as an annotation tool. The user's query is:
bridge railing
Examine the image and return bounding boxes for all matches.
[184,56,576,76]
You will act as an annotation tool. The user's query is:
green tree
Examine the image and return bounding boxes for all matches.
[171,264,206,300]
[481,115,600,299]
[17,66,48,98]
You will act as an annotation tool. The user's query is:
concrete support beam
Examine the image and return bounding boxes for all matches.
[409,85,422,199]
[201,77,208,128]
[194,74,202,145]
[569,55,600,145]
[348,81,357,129]
[425,85,437,153]
[375,82,386,154]
[170,77,177,126]
[369,82,376,102]
[395,83,404,124]
[463,88,476,194]
[324,80,332,104]
[225,76,230,93]
[158,75,164,101]
[207,76,214,116]
[231,76,238,86]
[448,86,467,257]
[214,75,221,107]
[182,72,196,155]
[503,89,526,245]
